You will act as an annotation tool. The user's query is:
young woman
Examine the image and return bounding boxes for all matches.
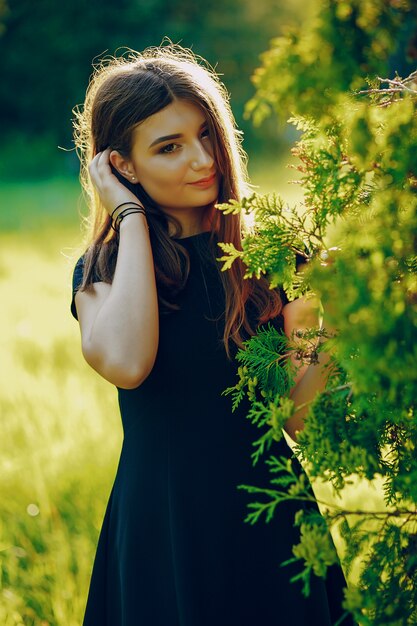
[71,45,349,626]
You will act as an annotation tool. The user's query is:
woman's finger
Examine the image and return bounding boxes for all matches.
[88,152,101,176]
[89,149,111,185]
[96,148,112,170]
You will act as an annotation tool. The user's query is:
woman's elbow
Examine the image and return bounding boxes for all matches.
[81,341,155,389]
[115,361,154,389]
[115,373,147,390]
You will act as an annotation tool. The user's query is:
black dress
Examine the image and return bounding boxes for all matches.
[71,231,349,626]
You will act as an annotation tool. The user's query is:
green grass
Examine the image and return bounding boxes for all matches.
[0,222,121,625]
[0,178,85,232]
[0,176,124,624]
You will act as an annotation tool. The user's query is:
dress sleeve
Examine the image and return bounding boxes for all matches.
[71,257,85,321]
[71,256,106,320]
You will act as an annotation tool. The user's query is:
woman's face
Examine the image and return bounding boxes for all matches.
[127,99,220,216]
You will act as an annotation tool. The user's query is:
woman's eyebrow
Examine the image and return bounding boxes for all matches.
[148,122,207,149]
[149,133,182,148]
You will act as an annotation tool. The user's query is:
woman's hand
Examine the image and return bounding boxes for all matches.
[88,148,143,217]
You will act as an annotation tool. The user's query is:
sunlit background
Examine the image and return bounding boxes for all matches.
[2,0,413,623]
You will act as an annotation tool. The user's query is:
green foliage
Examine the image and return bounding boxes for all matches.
[219,1,417,623]
[217,193,311,296]
[246,0,416,125]
[230,324,294,398]
[238,456,312,525]
[288,509,340,594]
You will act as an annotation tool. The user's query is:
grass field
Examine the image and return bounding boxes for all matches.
[0,169,386,624]
[0,177,122,625]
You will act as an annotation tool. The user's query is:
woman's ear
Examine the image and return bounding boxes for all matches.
[109,150,135,183]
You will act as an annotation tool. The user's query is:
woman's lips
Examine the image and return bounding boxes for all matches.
[188,173,217,188]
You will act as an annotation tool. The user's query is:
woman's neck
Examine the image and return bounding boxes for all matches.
[166,204,215,238]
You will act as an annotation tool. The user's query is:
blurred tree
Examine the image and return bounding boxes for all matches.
[217,1,417,623]
[0,0,302,177]
[0,0,8,34]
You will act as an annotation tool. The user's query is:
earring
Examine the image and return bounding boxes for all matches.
[131,176,136,182]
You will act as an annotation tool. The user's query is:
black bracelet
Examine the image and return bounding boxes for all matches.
[111,208,147,232]
[117,209,146,224]
[110,201,144,222]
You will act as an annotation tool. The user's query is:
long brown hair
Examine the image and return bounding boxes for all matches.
[72,44,282,358]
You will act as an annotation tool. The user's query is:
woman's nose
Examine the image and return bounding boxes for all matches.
[190,141,214,170]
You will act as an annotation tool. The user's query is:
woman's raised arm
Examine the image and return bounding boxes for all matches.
[74,149,159,389]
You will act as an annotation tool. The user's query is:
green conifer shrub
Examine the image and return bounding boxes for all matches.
[218,2,417,623]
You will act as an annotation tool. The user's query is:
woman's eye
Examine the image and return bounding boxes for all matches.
[160,143,179,154]
[201,128,210,139]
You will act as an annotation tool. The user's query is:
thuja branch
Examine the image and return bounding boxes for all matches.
[231,5,417,622]
[357,70,417,99]
[238,483,417,522]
